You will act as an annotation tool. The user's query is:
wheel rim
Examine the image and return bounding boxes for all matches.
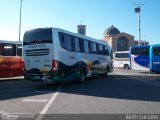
[124,64,129,69]
[104,68,108,77]
[80,72,85,82]
[106,70,108,76]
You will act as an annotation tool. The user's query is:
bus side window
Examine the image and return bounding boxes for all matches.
[99,44,103,55]
[79,39,84,53]
[88,41,92,54]
[96,44,100,54]
[17,44,22,56]
[131,48,135,55]
[92,42,97,54]
[64,34,72,51]
[104,46,109,56]
[143,48,149,56]
[74,37,80,52]
[110,50,113,59]
[71,36,75,51]
[84,40,89,53]
[0,44,4,55]
[59,33,72,51]
[3,44,16,56]
[158,48,160,55]
[153,48,156,55]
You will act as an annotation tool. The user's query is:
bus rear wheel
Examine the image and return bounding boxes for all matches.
[124,64,129,69]
[104,68,108,77]
[78,69,86,83]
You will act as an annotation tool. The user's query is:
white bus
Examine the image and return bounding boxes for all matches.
[23,28,113,83]
[113,51,130,69]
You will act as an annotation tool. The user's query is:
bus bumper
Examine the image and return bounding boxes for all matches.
[24,71,80,83]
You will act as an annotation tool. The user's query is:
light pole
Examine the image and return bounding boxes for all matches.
[135,6,141,46]
[19,0,23,41]
[134,3,144,46]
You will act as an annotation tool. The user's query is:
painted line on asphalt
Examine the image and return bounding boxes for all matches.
[115,72,160,87]
[35,83,64,120]
[0,111,4,114]
[0,87,35,93]
[128,76,160,87]
[22,99,48,103]
[0,112,32,115]
[0,76,24,81]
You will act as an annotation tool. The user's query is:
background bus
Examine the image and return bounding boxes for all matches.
[23,27,113,83]
[150,44,160,73]
[0,40,23,78]
[130,44,160,73]
[113,51,130,69]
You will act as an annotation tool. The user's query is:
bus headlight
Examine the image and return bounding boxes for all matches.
[153,62,160,65]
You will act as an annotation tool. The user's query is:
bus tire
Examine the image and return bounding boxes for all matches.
[24,76,28,80]
[124,64,129,69]
[104,68,108,77]
[78,69,86,83]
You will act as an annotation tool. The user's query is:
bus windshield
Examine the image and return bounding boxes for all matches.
[23,28,52,46]
[131,47,149,56]
[115,52,129,58]
[153,47,160,56]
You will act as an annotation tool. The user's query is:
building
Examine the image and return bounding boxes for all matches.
[134,40,149,46]
[77,24,86,35]
[103,25,134,52]
[103,25,149,52]
[103,26,135,52]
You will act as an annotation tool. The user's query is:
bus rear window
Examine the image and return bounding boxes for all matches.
[0,44,16,56]
[23,28,52,45]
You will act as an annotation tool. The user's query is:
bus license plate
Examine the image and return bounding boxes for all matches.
[34,76,40,79]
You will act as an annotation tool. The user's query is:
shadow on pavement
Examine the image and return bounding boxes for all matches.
[61,74,160,102]
[0,72,160,102]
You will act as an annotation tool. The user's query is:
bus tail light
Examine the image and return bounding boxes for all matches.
[52,60,58,71]
[22,60,26,71]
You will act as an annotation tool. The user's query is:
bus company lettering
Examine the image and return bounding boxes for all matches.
[28,44,46,49]
[2,112,18,120]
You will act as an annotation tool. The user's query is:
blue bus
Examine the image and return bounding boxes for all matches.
[130,44,160,73]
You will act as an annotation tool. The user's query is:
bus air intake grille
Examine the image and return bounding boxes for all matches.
[25,49,50,56]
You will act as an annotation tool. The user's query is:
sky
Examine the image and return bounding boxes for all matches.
[0,0,159,45]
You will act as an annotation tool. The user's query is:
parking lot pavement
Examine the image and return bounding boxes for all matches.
[114,68,160,86]
[0,69,160,120]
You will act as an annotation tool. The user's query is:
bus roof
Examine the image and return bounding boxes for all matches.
[0,40,22,44]
[150,44,160,47]
[131,44,160,49]
[54,28,109,45]
[25,27,109,46]
[130,45,150,49]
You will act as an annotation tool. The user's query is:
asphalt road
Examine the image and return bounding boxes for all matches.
[0,68,160,120]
